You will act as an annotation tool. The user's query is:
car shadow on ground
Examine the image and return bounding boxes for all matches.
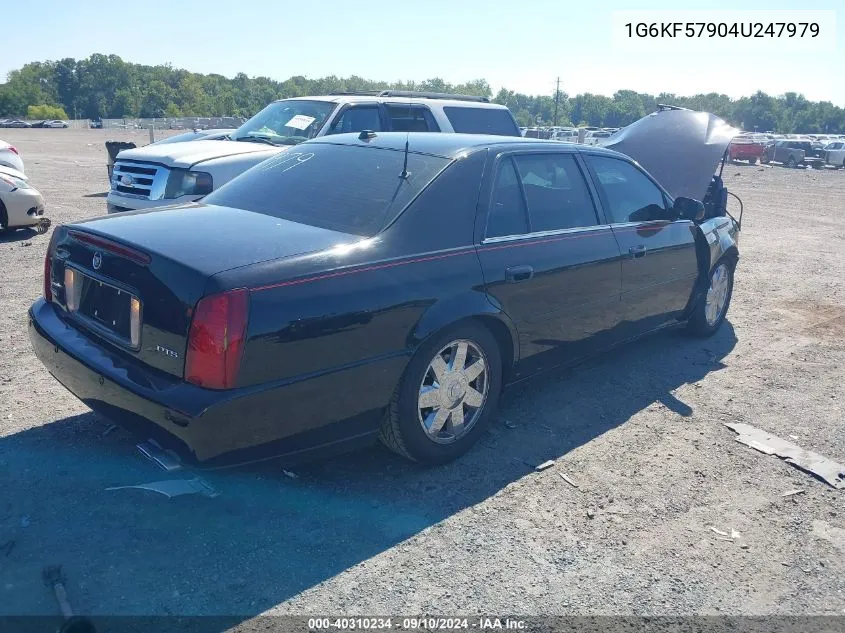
[82,192,108,198]
[0,227,39,243]
[0,323,736,626]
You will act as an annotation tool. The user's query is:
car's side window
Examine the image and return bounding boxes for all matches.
[486,153,599,238]
[326,106,381,135]
[511,154,599,231]
[385,105,440,132]
[487,158,530,238]
[585,155,671,224]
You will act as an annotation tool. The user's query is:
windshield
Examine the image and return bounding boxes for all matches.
[204,142,452,236]
[230,100,337,146]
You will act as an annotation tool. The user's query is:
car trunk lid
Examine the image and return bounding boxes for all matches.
[49,204,353,378]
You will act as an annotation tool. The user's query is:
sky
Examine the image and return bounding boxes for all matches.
[2,0,843,104]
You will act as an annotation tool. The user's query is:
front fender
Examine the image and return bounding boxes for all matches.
[409,291,519,366]
[685,216,740,317]
[699,216,740,272]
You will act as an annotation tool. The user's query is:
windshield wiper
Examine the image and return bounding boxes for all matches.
[234,135,277,146]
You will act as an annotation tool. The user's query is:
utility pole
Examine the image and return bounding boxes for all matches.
[553,77,561,127]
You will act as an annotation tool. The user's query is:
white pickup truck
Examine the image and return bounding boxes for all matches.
[107,92,521,213]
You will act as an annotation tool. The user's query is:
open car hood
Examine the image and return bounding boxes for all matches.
[601,107,739,202]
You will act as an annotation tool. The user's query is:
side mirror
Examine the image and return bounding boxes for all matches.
[673,196,705,222]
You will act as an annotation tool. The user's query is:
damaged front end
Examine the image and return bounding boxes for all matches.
[604,105,744,315]
[602,104,743,228]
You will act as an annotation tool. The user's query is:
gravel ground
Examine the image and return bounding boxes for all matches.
[1,129,844,621]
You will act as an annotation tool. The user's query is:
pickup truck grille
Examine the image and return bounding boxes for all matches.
[111,161,169,200]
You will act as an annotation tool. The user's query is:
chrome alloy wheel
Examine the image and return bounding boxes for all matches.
[417,339,489,444]
[705,263,730,326]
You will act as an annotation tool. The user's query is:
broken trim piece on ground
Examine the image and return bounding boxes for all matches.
[725,422,845,489]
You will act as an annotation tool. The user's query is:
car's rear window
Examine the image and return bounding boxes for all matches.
[204,143,452,236]
[443,107,520,136]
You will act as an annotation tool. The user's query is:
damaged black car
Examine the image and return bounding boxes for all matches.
[29,106,742,468]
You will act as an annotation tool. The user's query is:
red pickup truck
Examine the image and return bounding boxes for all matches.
[728,136,765,164]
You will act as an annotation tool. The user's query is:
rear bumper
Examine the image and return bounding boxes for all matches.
[29,299,394,466]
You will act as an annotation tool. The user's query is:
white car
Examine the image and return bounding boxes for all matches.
[823,141,845,168]
[0,165,47,231]
[584,130,614,146]
[43,120,69,128]
[551,129,578,143]
[0,140,25,173]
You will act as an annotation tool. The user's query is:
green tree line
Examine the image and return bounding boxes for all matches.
[1,54,843,133]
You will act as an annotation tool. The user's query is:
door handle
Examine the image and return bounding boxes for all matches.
[505,265,534,283]
[629,245,647,258]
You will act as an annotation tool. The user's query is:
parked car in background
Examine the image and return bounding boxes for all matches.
[728,136,765,164]
[31,107,740,468]
[4,120,31,128]
[0,165,46,231]
[551,129,578,143]
[584,130,613,145]
[823,141,845,168]
[0,140,25,173]
[43,120,69,128]
[106,91,521,213]
[90,120,103,129]
[523,127,551,139]
[761,139,825,168]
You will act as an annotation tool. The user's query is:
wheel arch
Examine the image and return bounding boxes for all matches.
[408,292,519,379]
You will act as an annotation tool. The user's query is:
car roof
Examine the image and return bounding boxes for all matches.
[305,132,627,160]
[274,95,511,109]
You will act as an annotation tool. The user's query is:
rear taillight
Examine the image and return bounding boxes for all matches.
[8,146,18,155]
[185,288,249,390]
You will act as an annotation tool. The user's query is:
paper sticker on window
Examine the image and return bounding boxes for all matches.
[286,115,317,130]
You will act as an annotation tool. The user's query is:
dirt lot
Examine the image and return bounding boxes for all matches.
[1,128,844,621]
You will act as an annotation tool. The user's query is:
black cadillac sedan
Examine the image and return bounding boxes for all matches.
[30,117,740,467]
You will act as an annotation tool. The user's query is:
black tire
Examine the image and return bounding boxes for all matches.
[379,321,503,465]
[787,156,797,168]
[0,200,7,230]
[760,154,770,164]
[688,258,735,337]
[747,156,757,165]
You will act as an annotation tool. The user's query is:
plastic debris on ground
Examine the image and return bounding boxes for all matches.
[725,422,845,489]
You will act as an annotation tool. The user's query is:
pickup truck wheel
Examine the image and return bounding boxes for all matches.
[748,157,757,165]
[787,156,798,168]
[379,322,502,465]
[688,259,735,337]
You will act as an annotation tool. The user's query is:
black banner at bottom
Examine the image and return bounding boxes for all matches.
[2,616,845,633]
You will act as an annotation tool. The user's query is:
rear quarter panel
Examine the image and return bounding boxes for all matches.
[216,148,495,389]
[202,149,496,447]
